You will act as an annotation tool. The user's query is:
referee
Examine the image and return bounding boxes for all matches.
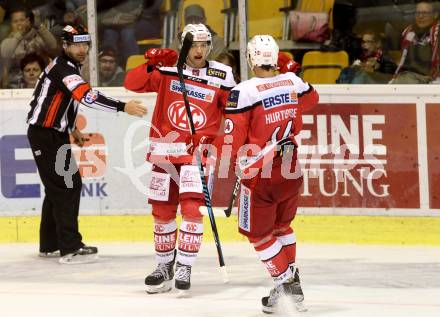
[26,24,147,264]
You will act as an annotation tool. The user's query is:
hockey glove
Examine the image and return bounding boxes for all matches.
[277,52,301,74]
[144,48,178,68]
[186,135,215,156]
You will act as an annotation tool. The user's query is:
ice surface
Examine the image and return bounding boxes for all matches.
[1,243,439,317]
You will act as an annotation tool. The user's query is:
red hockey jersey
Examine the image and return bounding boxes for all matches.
[222,72,319,164]
[124,61,236,163]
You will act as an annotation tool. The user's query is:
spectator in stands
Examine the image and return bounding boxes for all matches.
[15,52,47,88]
[337,31,396,84]
[135,0,163,40]
[321,1,362,64]
[98,0,142,68]
[215,51,240,83]
[0,8,58,88]
[0,1,47,41]
[391,1,440,84]
[65,0,87,26]
[169,4,227,60]
[98,48,125,87]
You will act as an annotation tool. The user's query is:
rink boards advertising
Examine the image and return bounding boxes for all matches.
[0,86,438,216]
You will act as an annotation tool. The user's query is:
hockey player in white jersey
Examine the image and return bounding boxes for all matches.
[193,35,318,312]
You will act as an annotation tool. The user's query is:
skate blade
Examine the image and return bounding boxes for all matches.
[176,289,190,298]
[39,251,60,258]
[295,301,308,312]
[262,296,308,314]
[146,280,172,294]
[262,307,275,314]
[58,253,98,264]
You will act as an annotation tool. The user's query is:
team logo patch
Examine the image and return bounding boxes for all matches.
[84,90,98,104]
[170,80,215,102]
[207,67,227,80]
[62,74,84,91]
[148,171,170,201]
[239,185,251,232]
[154,224,165,233]
[224,118,234,134]
[167,100,207,131]
[179,165,203,194]
[186,223,198,232]
[226,90,240,108]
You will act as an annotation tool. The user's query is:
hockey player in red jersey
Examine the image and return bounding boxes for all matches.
[124,24,236,294]
[193,35,318,312]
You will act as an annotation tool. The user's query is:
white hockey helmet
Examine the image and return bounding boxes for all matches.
[181,23,213,53]
[247,35,279,69]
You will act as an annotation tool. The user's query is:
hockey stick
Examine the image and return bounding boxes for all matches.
[224,175,240,217]
[177,32,228,282]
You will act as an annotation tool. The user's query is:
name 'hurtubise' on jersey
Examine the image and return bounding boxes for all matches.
[124,60,236,164]
[223,71,319,156]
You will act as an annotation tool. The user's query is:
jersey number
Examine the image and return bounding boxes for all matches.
[270,119,293,143]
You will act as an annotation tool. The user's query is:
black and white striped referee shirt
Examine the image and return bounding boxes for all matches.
[27,53,125,133]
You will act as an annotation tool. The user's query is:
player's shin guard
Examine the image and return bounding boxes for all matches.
[274,227,297,275]
[145,220,177,294]
[253,236,298,314]
[254,236,292,285]
[175,220,203,290]
[274,227,306,312]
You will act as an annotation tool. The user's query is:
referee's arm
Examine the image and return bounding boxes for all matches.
[62,73,147,117]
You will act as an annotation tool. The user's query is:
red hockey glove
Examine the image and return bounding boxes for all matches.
[277,52,301,74]
[186,135,215,156]
[144,48,178,68]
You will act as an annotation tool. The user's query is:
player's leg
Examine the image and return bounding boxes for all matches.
[175,164,206,292]
[272,176,307,312]
[238,179,296,313]
[145,165,179,294]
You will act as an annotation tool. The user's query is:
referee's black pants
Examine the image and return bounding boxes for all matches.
[27,125,84,256]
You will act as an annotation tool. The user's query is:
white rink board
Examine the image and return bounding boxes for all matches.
[0,88,155,215]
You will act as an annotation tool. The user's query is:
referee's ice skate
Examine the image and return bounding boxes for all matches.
[58,246,98,264]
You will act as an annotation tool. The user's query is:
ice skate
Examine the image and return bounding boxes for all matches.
[175,262,191,297]
[289,270,308,312]
[58,246,98,264]
[145,253,176,294]
[261,271,307,314]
